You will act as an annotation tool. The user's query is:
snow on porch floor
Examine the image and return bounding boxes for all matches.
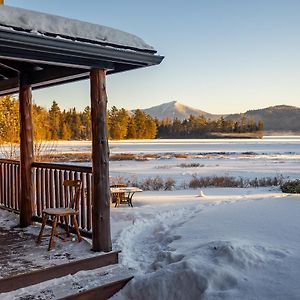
[0,209,133,299]
[1,263,133,300]
[0,209,132,300]
[0,209,98,280]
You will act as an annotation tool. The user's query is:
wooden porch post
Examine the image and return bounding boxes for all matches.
[19,73,34,227]
[90,68,112,252]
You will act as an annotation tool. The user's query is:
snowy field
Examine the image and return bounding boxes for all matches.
[110,137,300,183]
[111,188,300,300]
[1,137,300,299]
[2,189,300,299]
[55,137,300,185]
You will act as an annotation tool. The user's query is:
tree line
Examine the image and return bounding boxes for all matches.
[0,96,263,143]
[0,96,157,142]
[157,115,264,138]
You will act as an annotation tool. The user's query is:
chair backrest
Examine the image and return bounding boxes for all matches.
[63,180,82,211]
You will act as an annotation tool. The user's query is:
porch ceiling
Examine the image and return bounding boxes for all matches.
[0,6,163,96]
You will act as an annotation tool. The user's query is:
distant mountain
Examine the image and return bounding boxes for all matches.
[142,101,220,120]
[225,105,300,133]
[141,101,300,133]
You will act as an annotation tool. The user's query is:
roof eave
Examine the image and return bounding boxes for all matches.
[0,29,164,70]
[0,29,164,96]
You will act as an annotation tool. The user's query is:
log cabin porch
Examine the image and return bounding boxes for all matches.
[0,146,134,299]
[0,4,163,297]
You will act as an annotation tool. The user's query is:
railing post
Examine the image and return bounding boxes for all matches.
[90,68,112,252]
[19,73,34,227]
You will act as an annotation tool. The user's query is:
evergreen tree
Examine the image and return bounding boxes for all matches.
[258,121,264,132]
[48,101,62,140]
[126,116,137,139]
[81,106,91,140]
[0,96,19,143]
[109,106,129,139]
[70,108,82,139]
[32,104,51,141]
[145,115,157,138]
[108,106,120,139]
[61,122,72,140]
[2,98,264,142]
[134,109,147,139]
[117,108,129,139]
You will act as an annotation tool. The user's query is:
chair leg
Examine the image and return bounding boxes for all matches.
[72,215,82,242]
[64,216,70,237]
[37,213,48,244]
[115,194,120,207]
[48,216,58,251]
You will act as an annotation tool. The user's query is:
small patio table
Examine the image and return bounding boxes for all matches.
[110,187,143,207]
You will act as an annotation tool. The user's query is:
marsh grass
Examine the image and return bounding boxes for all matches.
[178,163,205,168]
[110,175,285,191]
[188,175,284,188]
[111,176,176,191]
[281,180,300,193]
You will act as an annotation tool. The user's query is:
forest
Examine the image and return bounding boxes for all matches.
[0,96,263,143]
[157,115,264,138]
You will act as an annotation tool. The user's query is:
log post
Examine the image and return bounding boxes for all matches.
[90,68,112,252]
[19,73,34,227]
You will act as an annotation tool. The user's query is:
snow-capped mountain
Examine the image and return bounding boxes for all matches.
[142,101,220,120]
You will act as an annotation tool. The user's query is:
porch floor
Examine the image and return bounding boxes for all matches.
[0,208,134,299]
[0,208,97,280]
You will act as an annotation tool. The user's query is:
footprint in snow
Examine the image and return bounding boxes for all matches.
[116,205,202,274]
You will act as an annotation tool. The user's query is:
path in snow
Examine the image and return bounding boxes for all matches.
[115,203,203,274]
[112,191,298,300]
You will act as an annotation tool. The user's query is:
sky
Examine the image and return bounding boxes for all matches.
[4,0,300,113]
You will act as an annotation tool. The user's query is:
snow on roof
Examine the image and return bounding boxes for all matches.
[0,5,155,52]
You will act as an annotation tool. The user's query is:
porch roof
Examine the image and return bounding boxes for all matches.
[0,5,164,96]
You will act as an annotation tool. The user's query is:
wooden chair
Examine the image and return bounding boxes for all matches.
[110,184,127,207]
[37,179,82,251]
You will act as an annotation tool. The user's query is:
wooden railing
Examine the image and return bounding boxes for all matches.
[32,162,93,232]
[0,159,93,233]
[0,159,20,211]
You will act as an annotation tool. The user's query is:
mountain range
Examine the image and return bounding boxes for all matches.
[142,101,300,134]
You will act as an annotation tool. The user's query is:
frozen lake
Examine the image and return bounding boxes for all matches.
[1,137,299,186]
[50,136,300,155]
[53,137,300,186]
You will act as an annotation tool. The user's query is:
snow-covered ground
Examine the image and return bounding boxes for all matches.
[1,138,300,299]
[39,137,300,184]
[107,137,300,187]
[2,188,299,299]
[111,188,300,299]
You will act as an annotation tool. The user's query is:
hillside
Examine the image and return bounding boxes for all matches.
[226,105,300,133]
[142,101,220,120]
[142,102,300,134]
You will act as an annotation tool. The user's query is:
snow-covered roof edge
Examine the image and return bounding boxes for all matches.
[0,5,155,52]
